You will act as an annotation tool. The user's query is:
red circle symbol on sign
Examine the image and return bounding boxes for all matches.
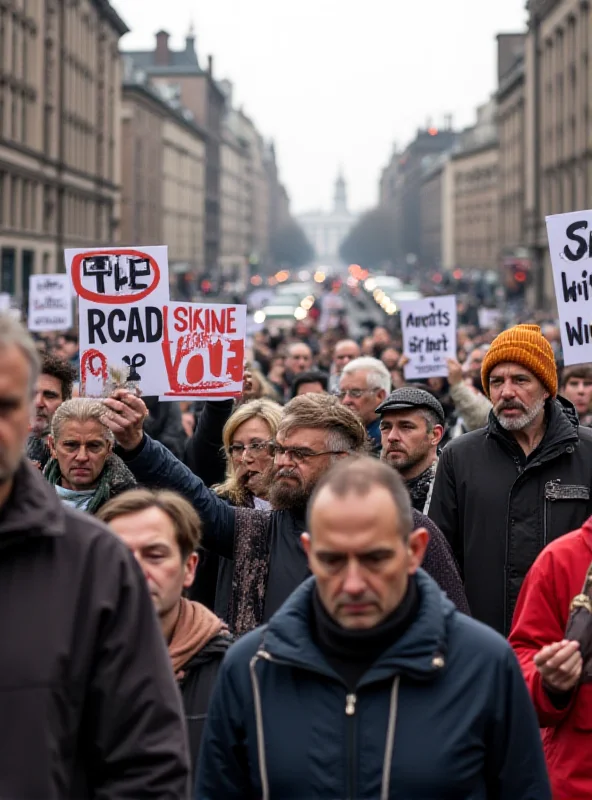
[70,249,161,304]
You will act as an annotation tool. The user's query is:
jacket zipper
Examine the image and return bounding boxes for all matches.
[346,693,357,800]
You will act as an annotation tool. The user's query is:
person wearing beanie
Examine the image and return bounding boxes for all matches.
[429,323,592,636]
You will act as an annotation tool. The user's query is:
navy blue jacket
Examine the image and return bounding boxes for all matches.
[197,571,550,800]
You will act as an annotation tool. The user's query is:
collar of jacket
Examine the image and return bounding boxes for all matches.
[258,570,452,688]
[487,397,579,458]
[0,458,65,546]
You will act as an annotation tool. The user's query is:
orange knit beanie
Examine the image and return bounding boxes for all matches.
[481,324,558,399]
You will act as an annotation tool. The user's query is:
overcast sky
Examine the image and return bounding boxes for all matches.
[111,0,527,214]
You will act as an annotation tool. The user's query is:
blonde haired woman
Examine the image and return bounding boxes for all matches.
[213,398,282,508]
[184,396,282,617]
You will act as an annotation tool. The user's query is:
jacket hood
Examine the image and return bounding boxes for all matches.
[488,396,579,454]
[0,459,65,545]
[261,570,455,686]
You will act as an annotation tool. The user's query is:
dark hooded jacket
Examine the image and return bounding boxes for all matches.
[0,459,189,798]
[196,571,550,800]
[429,397,592,634]
[118,435,469,633]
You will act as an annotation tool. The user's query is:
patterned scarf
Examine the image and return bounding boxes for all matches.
[44,453,136,515]
[405,459,438,514]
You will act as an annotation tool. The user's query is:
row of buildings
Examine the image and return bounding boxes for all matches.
[379,0,591,307]
[0,0,291,303]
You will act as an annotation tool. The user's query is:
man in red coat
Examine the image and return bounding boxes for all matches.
[509,520,592,800]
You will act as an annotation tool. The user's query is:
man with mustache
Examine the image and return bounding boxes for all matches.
[429,324,592,635]
[104,392,468,634]
[377,387,445,514]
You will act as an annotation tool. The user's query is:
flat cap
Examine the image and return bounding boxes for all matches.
[375,387,445,427]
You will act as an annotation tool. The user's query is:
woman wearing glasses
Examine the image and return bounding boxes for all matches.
[189,398,282,619]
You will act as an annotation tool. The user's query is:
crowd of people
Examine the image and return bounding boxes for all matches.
[3,300,592,798]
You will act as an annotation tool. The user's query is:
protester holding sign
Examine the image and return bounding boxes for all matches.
[400,295,457,381]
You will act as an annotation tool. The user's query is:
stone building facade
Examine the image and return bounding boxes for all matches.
[524,0,592,305]
[0,0,127,302]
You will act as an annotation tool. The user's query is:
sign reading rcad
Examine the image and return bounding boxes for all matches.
[546,210,592,365]
[400,295,457,380]
[65,246,247,399]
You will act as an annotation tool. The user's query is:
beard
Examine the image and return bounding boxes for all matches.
[31,413,50,438]
[382,447,424,477]
[495,396,546,431]
[268,468,314,513]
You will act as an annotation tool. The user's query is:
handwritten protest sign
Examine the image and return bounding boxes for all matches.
[65,246,171,396]
[28,274,72,332]
[66,245,247,399]
[546,209,592,366]
[400,295,457,380]
[158,301,247,401]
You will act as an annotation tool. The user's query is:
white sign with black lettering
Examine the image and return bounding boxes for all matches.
[28,274,73,332]
[546,209,592,366]
[400,295,457,380]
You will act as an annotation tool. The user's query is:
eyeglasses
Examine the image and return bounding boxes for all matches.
[268,442,349,463]
[228,441,271,458]
[334,388,375,401]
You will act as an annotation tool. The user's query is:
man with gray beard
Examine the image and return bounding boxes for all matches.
[105,392,468,635]
[430,324,592,635]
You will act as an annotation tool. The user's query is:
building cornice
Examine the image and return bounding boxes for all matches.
[92,0,129,37]
[122,82,209,141]
[497,58,525,101]
[451,139,499,161]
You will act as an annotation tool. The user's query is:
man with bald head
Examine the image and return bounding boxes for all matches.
[330,339,361,392]
[197,457,550,799]
[283,342,313,401]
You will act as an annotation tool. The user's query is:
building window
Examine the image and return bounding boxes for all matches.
[0,171,4,227]
[21,179,28,230]
[1,248,16,294]
[9,175,17,227]
[43,104,52,156]
[21,249,33,304]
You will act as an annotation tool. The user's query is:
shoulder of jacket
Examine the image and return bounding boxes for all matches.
[220,626,268,671]
[578,426,592,444]
[449,611,512,659]
[441,428,487,457]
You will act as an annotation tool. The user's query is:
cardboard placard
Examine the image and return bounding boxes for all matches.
[400,295,457,380]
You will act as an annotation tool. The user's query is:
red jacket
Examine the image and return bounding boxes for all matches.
[509,520,592,800]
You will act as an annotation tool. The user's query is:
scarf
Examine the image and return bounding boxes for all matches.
[169,597,228,676]
[44,453,136,516]
[405,459,438,514]
[55,484,95,511]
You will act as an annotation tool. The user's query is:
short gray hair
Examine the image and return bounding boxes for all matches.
[0,312,40,397]
[341,356,391,394]
[51,398,114,443]
[307,456,413,541]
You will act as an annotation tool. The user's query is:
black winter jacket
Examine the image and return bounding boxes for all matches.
[196,571,550,799]
[179,633,232,779]
[143,396,187,460]
[120,435,468,631]
[429,397,592,634]
[0,460,189,798]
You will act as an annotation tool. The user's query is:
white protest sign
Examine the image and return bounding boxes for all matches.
[0,293,10,312]
[546,209,592,365]
[28,274,72,332]
[158,301,247,401]
[65,246,170,396]
[400,295,457,380]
